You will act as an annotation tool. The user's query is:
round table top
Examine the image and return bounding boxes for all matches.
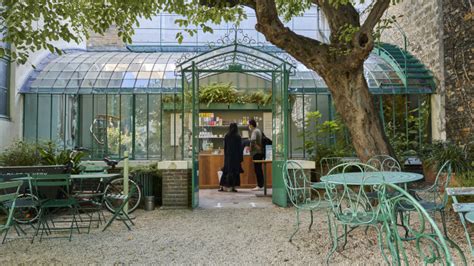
[320,171,423,185]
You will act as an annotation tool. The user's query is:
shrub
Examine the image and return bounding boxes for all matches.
[0,140,42,166]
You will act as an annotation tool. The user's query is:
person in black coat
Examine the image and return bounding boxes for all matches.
[219,123,243,192]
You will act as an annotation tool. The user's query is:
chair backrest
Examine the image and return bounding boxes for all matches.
[366,155,401,172]
[0,180,23,229]
[283,160,322,209]
[30,174,72,200]
[433,161,452,207]
[377,182,465,265]
[324,162,380,225]
[320,157,343,176]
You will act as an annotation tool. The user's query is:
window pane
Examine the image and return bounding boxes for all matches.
[148,95,161,159]
[135,95,148,159]
[37,95,52,141]
[106,95,120,157]
[79,95,93,158]
[24,95,38,141]
[92,95,107,158]
[120,95,133,156]
[51,95,65,147]
[0,59,9,116]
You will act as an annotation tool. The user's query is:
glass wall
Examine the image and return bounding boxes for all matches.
[24,91,431,161]
[24,93,182,160]
[132,6,330,46]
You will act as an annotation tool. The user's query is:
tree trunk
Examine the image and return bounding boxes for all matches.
[322,66,395,162]
[251,0,395,162]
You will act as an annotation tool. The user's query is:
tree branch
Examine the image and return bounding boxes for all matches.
[361,0,390,33]
[253,0,330,73]
[312,0,360,44]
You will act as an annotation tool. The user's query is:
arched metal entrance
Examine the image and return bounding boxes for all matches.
[177,42,293,208]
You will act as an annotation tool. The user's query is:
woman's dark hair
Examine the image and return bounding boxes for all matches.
[228,123,238,136]
[248,119,257,127]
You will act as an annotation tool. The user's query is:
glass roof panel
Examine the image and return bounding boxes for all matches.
[23,48,431,94]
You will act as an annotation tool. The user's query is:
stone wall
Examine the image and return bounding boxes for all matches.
[382,0,444,85]
[87,25,126,51]
[442,0,474,143]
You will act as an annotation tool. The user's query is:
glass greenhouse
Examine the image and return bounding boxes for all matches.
[21,39,434,161]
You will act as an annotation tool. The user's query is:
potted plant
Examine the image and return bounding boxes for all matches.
[418,141,469,186]
[198,82,237,109]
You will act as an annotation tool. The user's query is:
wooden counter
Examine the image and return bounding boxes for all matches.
[199,153,272,189]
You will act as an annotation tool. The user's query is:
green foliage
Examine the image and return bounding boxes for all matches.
[198,83,272,106]
[299,111,354,165]
[0,140,86,173]
[419,141,471,175]
[129,163,162,200]
[38,142,86,174]
[0,1,401,65]
[241,90,272,106]
[384,97,430,159]
[0,140,42,166]
[199,82,239,106]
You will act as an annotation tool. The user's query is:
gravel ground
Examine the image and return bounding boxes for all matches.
[0,206,473,265]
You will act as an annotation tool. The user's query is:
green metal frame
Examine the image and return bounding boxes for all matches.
[177,42,293,208]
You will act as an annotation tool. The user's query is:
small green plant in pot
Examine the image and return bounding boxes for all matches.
[418,141,470,185]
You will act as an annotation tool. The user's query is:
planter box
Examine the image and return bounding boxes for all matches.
[199,103,229,110]
[229,103,259,110]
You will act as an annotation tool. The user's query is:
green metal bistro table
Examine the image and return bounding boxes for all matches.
[320,171,423,186]
[320,171,424,245]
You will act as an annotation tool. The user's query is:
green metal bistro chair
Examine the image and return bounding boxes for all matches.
[30,174,81,243]
[0,180,23,244]
[447,187,474,256]
[366,155,401,172]
[378,183,466,265]
[410,161,452,238]
[282,160,330,242]
[365,155,401,200]
[102,185,136,231]
[323,162,388,264]
[320,157,361,176]
[72,177,107,233]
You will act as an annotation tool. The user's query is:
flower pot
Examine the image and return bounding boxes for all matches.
[422,163,437,184]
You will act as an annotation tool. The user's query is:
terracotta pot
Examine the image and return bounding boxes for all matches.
[422,163,437,184]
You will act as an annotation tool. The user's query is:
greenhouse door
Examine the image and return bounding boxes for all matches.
[271,64,289,207]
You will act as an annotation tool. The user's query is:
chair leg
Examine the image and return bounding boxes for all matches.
[289,209,300,242]
[31,209,44,244]
[309,210,314,232]
[102,206,123,232]
[342,225,348,250]
[440,210,448,239]
[2,227,10,244]
[326,216,338,266]
[375,226,390,264]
